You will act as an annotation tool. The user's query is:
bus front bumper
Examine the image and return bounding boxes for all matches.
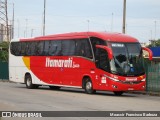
[108,80,146,91]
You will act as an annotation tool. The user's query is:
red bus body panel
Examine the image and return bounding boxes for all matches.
[20,32,145,92]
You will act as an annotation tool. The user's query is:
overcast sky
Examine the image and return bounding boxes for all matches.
[8,0,160,43]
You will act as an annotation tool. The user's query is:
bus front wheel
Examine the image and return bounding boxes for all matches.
[25,74,38,89]
[84,78,96,94]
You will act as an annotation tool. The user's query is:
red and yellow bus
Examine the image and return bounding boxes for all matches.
[9,32,152,95]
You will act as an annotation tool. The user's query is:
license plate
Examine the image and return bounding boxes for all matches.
[128,88,134,90]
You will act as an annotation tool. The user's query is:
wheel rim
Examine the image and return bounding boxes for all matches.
[26,78,32,87]
[86,81,92,91]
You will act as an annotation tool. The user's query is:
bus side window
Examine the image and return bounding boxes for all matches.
[75,39,93,59]
[30,42,37,56]
[16,43,21,56]
[44,41,49,55]
[25,42,29,56]
[75,40,83,56]
[21,42,26,56]
[36,41,44,56]
[49,40,62,56]
[62,40,75,56]
[82,39,93,59]
[10,42,16,55]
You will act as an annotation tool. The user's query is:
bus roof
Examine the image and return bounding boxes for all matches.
[20,31,139,43]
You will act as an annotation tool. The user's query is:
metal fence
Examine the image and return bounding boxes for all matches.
[0,61,9,80]
[145,59,160,93]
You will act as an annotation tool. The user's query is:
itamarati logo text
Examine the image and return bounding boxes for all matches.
[45,57,80,68]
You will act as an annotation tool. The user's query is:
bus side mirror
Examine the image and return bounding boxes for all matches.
[96,45,113,60]
[142,47,153,61]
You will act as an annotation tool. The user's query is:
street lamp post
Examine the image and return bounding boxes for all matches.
[155,21,157,40]
[87,20,90,32]
[122,0,126,34]
[31,29,35,37]
[111,13,114,32]
[43,0,46,36]
[25,19,28,38]
[12,3,14,39]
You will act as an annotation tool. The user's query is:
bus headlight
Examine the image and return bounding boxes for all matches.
[103,74,120,82]
[109,77,120,82]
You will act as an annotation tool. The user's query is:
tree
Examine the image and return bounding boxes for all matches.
[147,39,160,47]
[0,42,9,62]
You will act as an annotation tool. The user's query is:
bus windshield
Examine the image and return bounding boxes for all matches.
[109,42,145,76]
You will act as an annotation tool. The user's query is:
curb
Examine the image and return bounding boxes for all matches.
[0,79,9,82]
[0,80,12,83]
[128,91,160,96]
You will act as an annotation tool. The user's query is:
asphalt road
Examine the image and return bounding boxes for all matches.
[0,81,160,120]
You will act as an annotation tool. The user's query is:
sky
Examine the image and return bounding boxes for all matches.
[7,0,160,43]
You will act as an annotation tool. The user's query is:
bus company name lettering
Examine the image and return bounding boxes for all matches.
[45,57,80,68]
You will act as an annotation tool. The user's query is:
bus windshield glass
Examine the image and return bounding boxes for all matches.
[109,42,144,76]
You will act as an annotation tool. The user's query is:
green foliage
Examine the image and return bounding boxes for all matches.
[0,41,9,62]
[147,39,160,47]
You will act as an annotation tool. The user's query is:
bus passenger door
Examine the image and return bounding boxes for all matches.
[95,48,110,88]
[95,48,110,72]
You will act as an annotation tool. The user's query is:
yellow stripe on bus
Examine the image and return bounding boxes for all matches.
[22,57,30,70]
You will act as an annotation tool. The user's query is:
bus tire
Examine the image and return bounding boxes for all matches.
[25,74,37,89]
[114,91,124,96]
[49,86,61,90]
[84,78,96,94]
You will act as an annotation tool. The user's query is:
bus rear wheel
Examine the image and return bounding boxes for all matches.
[114,91,124,96]
[84,78,96,94]
[25,74,38,89]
